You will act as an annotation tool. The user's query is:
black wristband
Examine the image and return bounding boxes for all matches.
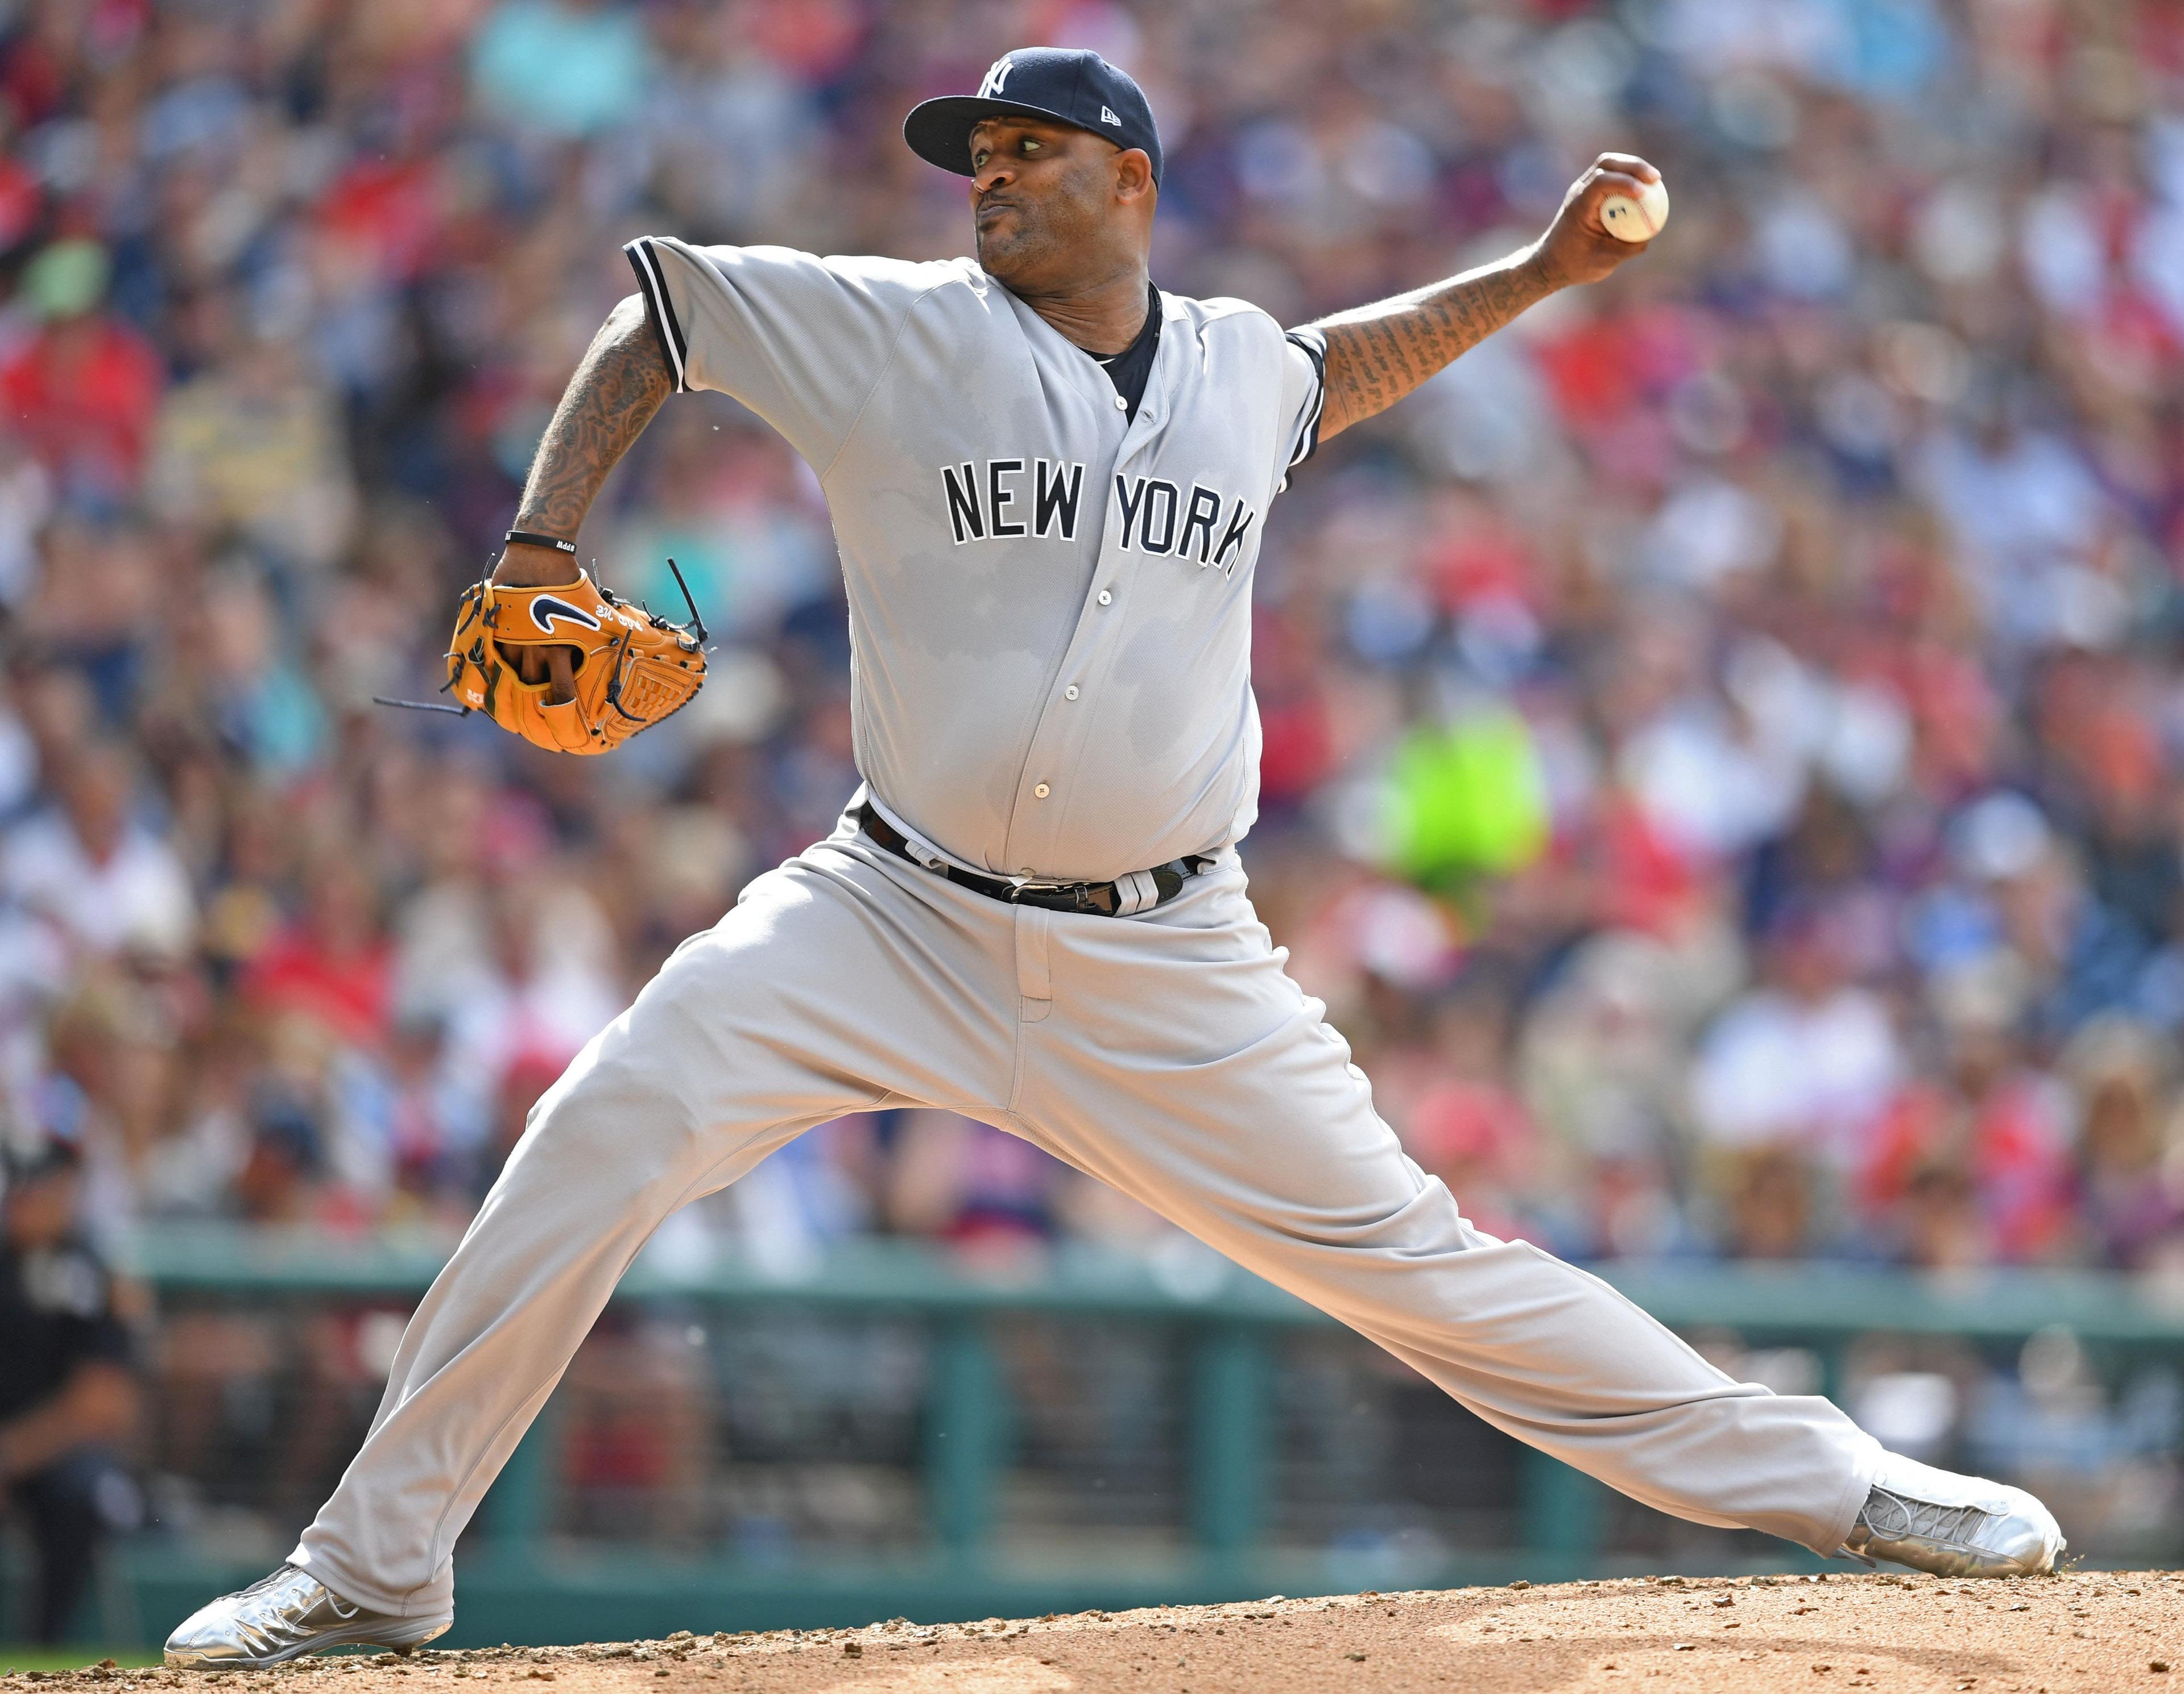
[505,529,577,555]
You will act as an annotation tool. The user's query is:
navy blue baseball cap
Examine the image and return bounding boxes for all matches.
[904,47,1163,187]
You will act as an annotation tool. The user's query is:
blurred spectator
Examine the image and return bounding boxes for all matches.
[441,877,622,1152]
[148,322,358,573]
[1689,901,1901,1170]
[371,1012,473,1219]
[242,853,392,1050]
[0,1129,141,1642]
[2062,1017,2184,1270]
[0,241,163,506]
[884,1112,1062,1261]
[3,740,195,963]
[1384,971,1542,1245]
[1715,1144,1818,1262]
[198,568,328,774]
[1857,960,2077,1268]
[471,0,653,137]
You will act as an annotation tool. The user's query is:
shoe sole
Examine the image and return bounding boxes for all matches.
[167,1616,450,1671]
[1847,1528,2066,1580]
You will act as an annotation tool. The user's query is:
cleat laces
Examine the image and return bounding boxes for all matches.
[1859,1487,1991,1550]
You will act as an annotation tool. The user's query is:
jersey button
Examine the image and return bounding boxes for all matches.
[1114,394,1127,411]
[1033,782,1050,799]
[1097,590,1112,606]
[1064,685,1079,701]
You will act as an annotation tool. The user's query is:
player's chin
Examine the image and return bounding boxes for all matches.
[974,232,1034,282]
[975,214,1050,270]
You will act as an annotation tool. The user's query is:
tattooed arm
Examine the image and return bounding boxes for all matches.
[485,296,672,698]
[491,295,672,589]
[1309,152,1662,441]
[1311,257,1555,440]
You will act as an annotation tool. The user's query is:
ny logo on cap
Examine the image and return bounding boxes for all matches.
[979,56,1014,96]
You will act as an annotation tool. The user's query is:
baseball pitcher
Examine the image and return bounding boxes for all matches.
[167,48,2060,1668]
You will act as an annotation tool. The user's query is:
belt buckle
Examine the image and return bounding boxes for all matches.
[1011,878,1114,916]
[1048,881,1115,916]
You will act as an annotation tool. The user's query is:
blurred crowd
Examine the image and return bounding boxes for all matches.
[0,0,2181,1295]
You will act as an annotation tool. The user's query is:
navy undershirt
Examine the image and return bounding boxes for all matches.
[1087,281,1161,423]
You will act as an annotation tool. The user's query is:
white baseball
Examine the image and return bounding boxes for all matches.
[1600,175,1669,243]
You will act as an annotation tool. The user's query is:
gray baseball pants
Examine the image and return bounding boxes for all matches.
[291,823,1880,1619]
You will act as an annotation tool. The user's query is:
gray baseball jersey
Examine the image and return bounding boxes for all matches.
[283,239,1888,1622]
[622,237,1327,883]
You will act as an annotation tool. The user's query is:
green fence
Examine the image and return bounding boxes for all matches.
[46,1228,2184,1646]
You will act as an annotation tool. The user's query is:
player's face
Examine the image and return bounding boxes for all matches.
[967,116,1149,288]
[2,1166,78,1246]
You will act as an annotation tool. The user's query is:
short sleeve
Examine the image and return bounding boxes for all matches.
[39,1244,134,1371]
[623,237,928,473]
[1276,326,1328,492]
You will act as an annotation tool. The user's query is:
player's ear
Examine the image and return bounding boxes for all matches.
[1112,147,1155,203]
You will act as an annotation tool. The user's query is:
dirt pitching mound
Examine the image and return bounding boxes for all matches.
[13,1571,2181,1693]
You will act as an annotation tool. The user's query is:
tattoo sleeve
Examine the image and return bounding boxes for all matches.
[512,295,673,539]
[1306,251,1557,440]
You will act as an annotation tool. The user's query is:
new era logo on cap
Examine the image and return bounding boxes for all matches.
[904,45,1164,185]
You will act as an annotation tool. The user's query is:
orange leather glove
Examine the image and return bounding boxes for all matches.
[444,569,706,755]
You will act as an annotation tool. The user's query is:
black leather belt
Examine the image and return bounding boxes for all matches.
[856,802,1214,917]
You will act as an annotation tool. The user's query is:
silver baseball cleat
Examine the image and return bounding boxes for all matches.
[165,1565,450,1670]
[1841,1452,2064,1578]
